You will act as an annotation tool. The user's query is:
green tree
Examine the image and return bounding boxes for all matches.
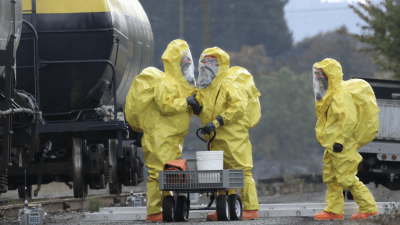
[275,27,378,81]
[139,0,293,69]
[250,68,319,160]
[227,45,276,80]
[348,0,400,79]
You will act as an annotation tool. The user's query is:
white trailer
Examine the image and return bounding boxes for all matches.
[358,78,400,191]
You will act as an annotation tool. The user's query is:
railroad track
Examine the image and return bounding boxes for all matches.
[0,193,139,218]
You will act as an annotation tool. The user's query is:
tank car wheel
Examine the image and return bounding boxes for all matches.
[162,195,175,222]
[228,194,242,220]
[73,138,88,198]
[18,184,32,200]
[108,139,122,194]
[216,194,230,221]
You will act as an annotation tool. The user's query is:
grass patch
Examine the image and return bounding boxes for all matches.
[283,175,305,185]
[36,197,49,202]
[6,199,24,206]
[86,197,104,212]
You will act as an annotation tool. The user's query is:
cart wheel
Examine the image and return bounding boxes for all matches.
[229,194,242,220]
[162,196,175,222]
[216,194,230,221]
[176,196,189,222]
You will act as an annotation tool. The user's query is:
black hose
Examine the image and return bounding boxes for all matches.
[196,128,216,151]
[45,109,95,123]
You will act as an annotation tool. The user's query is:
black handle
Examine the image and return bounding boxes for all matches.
[196,128,216,151]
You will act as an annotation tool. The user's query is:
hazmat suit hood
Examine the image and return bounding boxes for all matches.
[314,58,345,150]
[161,39,196,89]
[313,58,343,115]
[197,47,230,90]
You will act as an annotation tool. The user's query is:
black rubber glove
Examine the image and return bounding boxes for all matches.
[186,94,199,107]
[333,143,343,153]
[187,94,202,115]
[201,122,216,135]
[192,105,203,115]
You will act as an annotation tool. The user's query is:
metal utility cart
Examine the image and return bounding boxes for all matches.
[159,130,245,222]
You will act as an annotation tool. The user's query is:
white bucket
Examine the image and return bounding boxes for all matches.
[196,151,223,183]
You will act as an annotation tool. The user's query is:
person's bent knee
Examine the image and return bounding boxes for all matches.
[322,172,336,184]
[337,176,357,191]
[324,181,342,190]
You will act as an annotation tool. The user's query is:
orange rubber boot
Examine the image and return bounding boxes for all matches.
[206,211,217,221]
[243,210,259,220]
[146,213,163,222]
[314,211,344,220]
[350,212,379,220]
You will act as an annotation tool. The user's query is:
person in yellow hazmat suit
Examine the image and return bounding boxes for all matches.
[312,58,380,221]
[195,47,261,220]
[125,39,201,222]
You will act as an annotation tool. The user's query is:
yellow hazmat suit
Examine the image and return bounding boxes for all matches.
[125,40,195,215]
[313,58,380,215]
[196,47,261,210]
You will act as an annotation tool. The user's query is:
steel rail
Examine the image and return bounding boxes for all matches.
[0,193,136,218]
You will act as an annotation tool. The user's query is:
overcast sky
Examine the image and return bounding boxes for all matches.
[284,0,382,43]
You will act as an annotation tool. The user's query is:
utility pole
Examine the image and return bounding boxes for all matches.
[179,0,185,39]
[202,0,210,48]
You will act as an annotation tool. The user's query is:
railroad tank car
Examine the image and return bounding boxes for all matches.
[17,0,154,114]
[0,0,152,199]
